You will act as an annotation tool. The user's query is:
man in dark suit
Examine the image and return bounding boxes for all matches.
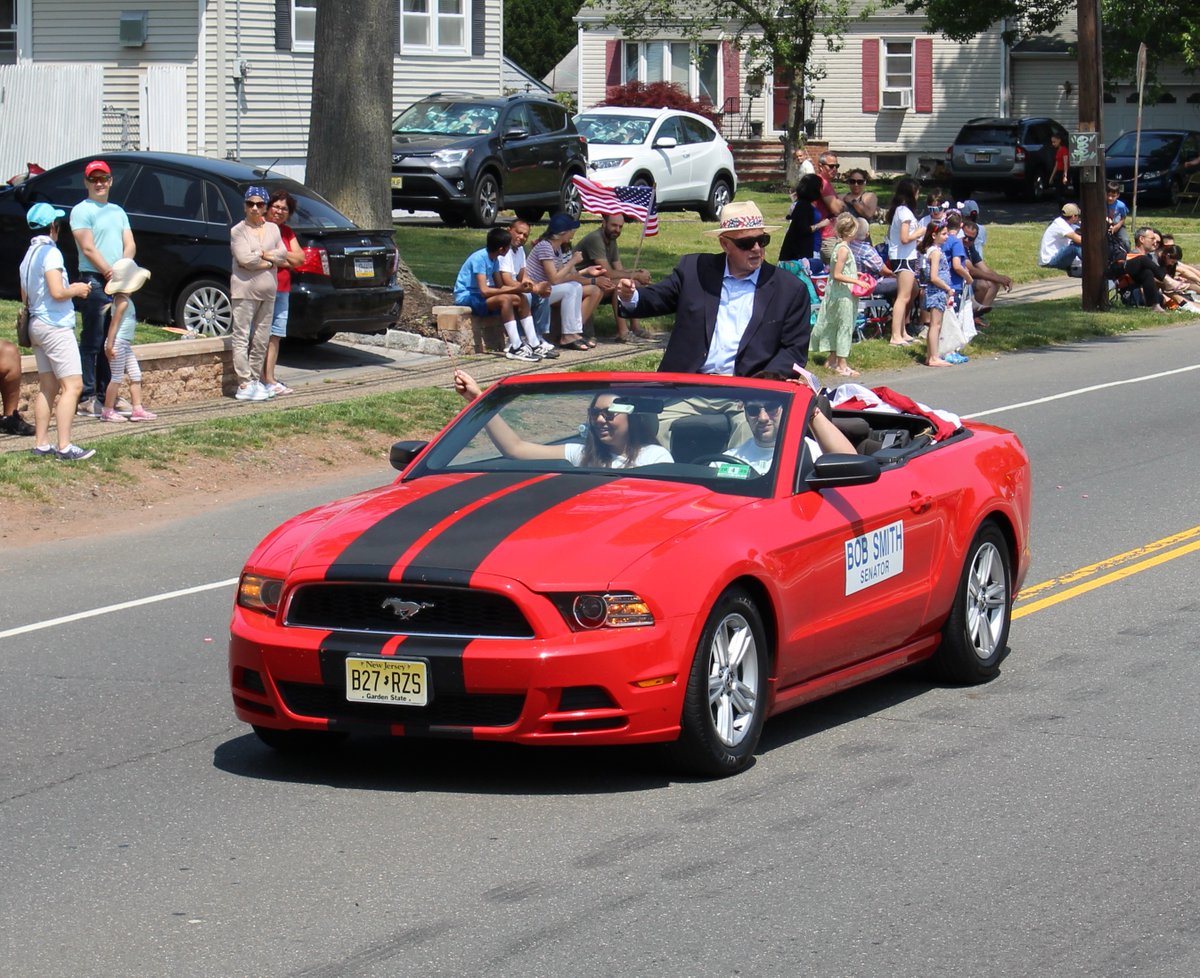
[615,201,811,376]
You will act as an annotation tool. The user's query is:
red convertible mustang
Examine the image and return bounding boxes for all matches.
[229,373,1031,776]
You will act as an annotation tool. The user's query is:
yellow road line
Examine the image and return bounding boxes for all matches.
[1017,523,1200,600]
[1013,538,1200,620]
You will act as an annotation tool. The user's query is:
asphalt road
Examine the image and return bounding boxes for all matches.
[3,323,1199,977]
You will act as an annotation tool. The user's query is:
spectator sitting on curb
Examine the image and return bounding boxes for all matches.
[1039,203,1083,273]
[576,212,653,343]
[961,220,1011,323]
[1,340,36,436]
[453,226,545,362]
[1106,182,1131,252]
[494,219,557,358]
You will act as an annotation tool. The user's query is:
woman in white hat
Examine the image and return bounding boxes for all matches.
[101,258,157,422]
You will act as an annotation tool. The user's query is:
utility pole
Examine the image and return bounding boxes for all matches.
[1076,0,1108,310]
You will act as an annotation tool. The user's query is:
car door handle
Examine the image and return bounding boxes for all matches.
[909,492,933,514]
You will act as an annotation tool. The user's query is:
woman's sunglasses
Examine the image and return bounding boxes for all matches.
[729,234,771,251]
[847,178,866,185]
[245,200,267,209]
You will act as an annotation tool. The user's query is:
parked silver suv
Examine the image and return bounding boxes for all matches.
[946,117,1070,202]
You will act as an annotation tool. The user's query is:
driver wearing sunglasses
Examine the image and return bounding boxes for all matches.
[612,200,813,378]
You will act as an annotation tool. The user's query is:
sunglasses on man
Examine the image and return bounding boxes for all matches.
[727,234,771,252]
[744,401,782,417]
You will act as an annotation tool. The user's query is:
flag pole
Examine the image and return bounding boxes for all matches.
[631,189,654,269]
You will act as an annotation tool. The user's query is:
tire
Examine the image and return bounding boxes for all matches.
[1027,172,1047,202]
[468,173,501,227]
[252,725,348,754]
[698,178,733,222]
[932,523,1012,684]
[670,587,768,777]
[631,175,654,188]
[438,209,467,228]
[514,207,544,223]
[174,278,232,337]
[551,175,582,220]
[951,183,972,201]
[1164,179,1182,208]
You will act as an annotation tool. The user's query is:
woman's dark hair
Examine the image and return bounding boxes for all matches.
[578,393,662,468]
[268,189,297,217]
[917,220,944,255]
[794,173,823,203]
[885,178,920,227]
[844,167,869,183]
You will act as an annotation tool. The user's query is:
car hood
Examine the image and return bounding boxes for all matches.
[391,133,472,153]
[252,471,752,590]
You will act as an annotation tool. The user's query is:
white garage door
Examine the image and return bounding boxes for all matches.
[1104,87,1200,140]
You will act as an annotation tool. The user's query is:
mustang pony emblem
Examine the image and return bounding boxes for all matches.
[381,597,435,620]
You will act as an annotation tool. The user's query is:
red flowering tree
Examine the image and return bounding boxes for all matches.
[598,81,722,126]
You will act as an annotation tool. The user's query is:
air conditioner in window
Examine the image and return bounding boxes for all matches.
[881,88,913,110]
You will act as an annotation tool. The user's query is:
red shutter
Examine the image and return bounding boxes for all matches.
[605,40,622,99]
[722,41,740,114]
[914,37,933,113]
[861,39,879,113]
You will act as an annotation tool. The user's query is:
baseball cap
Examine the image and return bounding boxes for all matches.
[547,212,580,235]
[1061,203,1081,218]
[84,160,112,177]
[26,202,66,229]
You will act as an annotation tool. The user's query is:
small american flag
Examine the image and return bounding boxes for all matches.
[572,175,659,236]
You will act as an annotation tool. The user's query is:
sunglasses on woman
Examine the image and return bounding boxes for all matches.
[847,178,865,185]
[728,234,771,251]
[245,200,266,209]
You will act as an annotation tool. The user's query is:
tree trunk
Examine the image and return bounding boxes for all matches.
[782,75,807,187]
[305,0,393,230]
[305,0,438,329]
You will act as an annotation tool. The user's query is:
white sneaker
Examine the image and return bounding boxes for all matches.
[235,383,270,402]
[536,341,560,359]
[254,380,276,398]
[505,344,539,362]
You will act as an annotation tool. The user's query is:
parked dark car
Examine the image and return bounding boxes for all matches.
[0,152,404,342]
[946,117,1071,202]
[1105,130,1200,206]
[391,92,587,227]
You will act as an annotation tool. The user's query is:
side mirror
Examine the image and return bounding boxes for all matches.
[503,127,529,141]
[653,136,678,150]
[390,440,428,472]
[806,453,882,490]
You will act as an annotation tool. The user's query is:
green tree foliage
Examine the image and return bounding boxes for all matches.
[590,0,867,183]
[505,0,582,80]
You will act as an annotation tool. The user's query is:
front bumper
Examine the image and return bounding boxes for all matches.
[390,166,471,211]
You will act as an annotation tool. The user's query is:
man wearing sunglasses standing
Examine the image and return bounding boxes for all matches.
[614,201,811,377]
[70,160,136,417]
[812,152,847,265]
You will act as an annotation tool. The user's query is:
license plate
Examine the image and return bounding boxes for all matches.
[354,257,375,279]
[345,657,429,706]
[390,175,404,189]
[974,152,991,163]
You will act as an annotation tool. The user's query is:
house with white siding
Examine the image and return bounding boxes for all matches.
[573,7,1200,176]
[0,0,506,181]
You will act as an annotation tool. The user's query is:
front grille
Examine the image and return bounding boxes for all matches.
[286,583,534,638]
[278,681,524,728]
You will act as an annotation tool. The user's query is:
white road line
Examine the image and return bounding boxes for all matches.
[963,363,1200,419]
[0,578,239,640]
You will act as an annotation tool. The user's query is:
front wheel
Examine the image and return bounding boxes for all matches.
[175,278,232,336]
[698,178,733,221]
[1027,172,1047,202]
[468,173,501,227]
[932,523,1012,683]
[670,587,768,777]
[1164,179,1182,208]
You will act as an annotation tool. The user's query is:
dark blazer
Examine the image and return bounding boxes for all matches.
[626,252,812,375]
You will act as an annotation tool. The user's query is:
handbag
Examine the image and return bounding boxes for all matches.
[850,273,877,298]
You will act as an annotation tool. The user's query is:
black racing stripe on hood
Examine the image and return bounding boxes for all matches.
[325,472,530,582]
[401,473,598,586]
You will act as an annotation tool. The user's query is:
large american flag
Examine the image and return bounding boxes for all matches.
[572,175,659,236]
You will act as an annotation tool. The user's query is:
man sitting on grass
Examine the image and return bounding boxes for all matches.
[1039,204,1083,274]
[453,227,545,362]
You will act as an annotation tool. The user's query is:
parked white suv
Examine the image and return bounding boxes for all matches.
[573,106,737,220]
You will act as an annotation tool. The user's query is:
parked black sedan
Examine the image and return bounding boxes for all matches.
[0,152,403,341]
[1105,130,1200,206]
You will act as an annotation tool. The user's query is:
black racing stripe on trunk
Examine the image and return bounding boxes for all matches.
[325,472,530,581]
[401,473,597,586]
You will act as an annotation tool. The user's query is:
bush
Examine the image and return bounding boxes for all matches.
[597,81,721,126]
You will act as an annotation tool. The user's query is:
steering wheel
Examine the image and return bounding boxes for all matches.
[691,453,751,467]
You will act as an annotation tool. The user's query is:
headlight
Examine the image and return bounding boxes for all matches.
[1141,169,1164,180]
[551,592,654,630]
[432,148,471,166]
[590,158,631,170]
[238,574,284,614]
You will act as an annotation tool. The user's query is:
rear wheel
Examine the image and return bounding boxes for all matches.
[932,523,1012,684]
[252,725,348,754]
[174,278,232,336]
[670,586,768,777]
[514,207,544,223]
[698,178,732,221]
[468,173,501,227]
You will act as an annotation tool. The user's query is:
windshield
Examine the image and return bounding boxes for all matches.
[956,125,1018,145]
[574,114,653,145]
[392,101,499,137]
[412,380,795,498]
[1108,132,1182,163]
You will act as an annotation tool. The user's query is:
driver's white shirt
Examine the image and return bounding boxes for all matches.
[727,436,821,473]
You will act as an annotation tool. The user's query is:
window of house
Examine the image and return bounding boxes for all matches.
[881,39,913,109]
[622,41,719,104]
[1,0,17,64]
[292,0,317,53]
[402,0,468,53]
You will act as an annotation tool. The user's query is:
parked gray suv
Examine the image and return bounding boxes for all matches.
[946,116,1071,202]
[391,92,588,228]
